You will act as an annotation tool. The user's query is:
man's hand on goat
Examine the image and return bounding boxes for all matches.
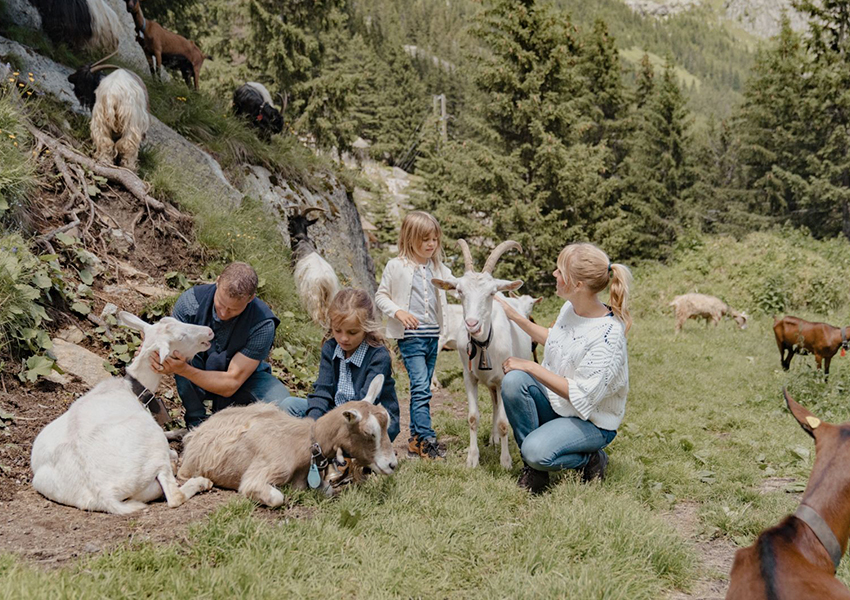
[150,351,189,376]
[502,356,535,375]
[395,310,420,330]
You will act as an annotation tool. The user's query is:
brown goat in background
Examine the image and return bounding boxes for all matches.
[773,316,849,377]
[125,0,207,90]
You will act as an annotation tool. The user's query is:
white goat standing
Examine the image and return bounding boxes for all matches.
[178,375,397,507]
[30,312,215,514]
[288,205,341,327]
[432,240,529,468]
[92,69,150,170]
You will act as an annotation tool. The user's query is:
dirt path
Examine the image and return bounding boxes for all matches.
[665,502,737,600]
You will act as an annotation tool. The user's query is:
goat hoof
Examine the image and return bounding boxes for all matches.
[466,453,479,468]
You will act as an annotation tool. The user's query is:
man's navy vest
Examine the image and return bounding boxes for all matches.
[191,283,280,372]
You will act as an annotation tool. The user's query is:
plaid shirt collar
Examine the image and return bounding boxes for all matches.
[333,340,368,367]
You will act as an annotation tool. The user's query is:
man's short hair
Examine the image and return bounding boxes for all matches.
[218,262,258,299]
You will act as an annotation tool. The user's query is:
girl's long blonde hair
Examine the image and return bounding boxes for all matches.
[325,288,388,349]
[398,211,444,267]
[557,243,633,334]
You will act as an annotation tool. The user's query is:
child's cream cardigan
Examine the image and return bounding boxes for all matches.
[375,257,454,340]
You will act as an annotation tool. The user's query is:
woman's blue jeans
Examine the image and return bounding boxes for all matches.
[501,370,616,472]
[397,336,439,441]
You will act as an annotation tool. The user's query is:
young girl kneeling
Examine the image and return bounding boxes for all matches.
[274,288,400,441]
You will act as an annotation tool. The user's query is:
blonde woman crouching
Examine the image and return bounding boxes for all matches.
[498,243,632,494]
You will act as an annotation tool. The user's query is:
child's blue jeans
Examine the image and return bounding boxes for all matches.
[397,336,439,441]
[501,370,616,472]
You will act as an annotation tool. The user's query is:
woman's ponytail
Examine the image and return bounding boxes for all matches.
[608,263,633,334]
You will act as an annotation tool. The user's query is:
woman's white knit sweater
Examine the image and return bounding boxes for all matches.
[541,301,629,431]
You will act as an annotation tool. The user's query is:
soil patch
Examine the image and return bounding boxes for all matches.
[665,501,738,600]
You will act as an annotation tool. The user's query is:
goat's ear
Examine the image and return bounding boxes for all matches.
[785,388,820,439]
[363,374,384,405]
[343,408,362,424]
[117,311,150,334]
[496,279,523,293]
[431,277,457,291]
[533,297,543,304]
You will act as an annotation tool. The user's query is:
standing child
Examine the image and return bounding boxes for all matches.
[375,211,453,459]
[273,288,400,441]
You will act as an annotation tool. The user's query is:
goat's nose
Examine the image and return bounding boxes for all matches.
[465,319,479,329]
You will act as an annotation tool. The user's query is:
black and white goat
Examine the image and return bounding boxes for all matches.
[288,205,340,327]
[233,82,284,136]
[31,0,121,52]
[68,52,150,171]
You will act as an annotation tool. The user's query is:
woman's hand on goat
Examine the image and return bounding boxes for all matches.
[495,296,521,322]
[150,351,189,376]
[395,310,420,330]
[502,356,535,375]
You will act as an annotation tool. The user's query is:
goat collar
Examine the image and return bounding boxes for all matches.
[467,325,494,371]
[794,503,843,572]
[842,327,848,350]
[124,373,170,426]
[308,430,354,491]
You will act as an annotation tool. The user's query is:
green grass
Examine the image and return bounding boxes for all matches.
[10,301,850,596]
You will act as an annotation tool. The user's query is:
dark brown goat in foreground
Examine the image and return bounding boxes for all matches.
[773,316,849,377]
[726,390,850,599]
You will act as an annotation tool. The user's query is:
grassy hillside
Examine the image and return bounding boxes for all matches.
[5,229,850,597]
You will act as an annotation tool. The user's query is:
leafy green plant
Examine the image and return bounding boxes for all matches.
[0,234,58,380]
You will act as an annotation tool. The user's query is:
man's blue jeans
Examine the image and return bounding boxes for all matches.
[397,336,439,441]
[501,370,616,472]
[175,355,292,429]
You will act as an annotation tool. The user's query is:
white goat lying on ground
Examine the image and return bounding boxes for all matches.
[669,293,748,333]
[432,240,529,469]
[178,375,397,507]
[30,312,215,514]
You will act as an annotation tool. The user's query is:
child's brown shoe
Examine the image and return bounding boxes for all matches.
[407,436,422,458]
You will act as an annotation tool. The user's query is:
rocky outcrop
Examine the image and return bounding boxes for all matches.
[241,166,376,293]
[724,0,808,38]
[624,0,701,19]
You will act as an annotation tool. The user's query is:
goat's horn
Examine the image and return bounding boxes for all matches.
[90,64,120,73]
[92,50,119,67]
[483,240,522,274]
[302,206,326,218]
[457,239,474,273]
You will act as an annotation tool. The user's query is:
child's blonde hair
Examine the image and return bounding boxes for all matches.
[557,243,633,334]
[325,288,387,349]
[398,211,444,265]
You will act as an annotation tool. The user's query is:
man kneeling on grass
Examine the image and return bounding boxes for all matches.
[151,261,292,429]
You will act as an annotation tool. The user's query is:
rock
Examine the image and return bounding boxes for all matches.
[115,260,148,280]
[623,0,701,19]
[132,284,173,299]
[724,0,808,38]
[101,303,119,318]
[50,339,111,387]
[107,227,135,255]
[4,0,41,30]
[45,371,71,385]
[241,165,376,293]
[103,284,133,295]
[83,543,100,553]
[57,326,86,344]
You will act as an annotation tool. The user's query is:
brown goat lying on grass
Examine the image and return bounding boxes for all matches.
[669,293,748,333]
[178,375,398,507]
[773,315,850,377]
